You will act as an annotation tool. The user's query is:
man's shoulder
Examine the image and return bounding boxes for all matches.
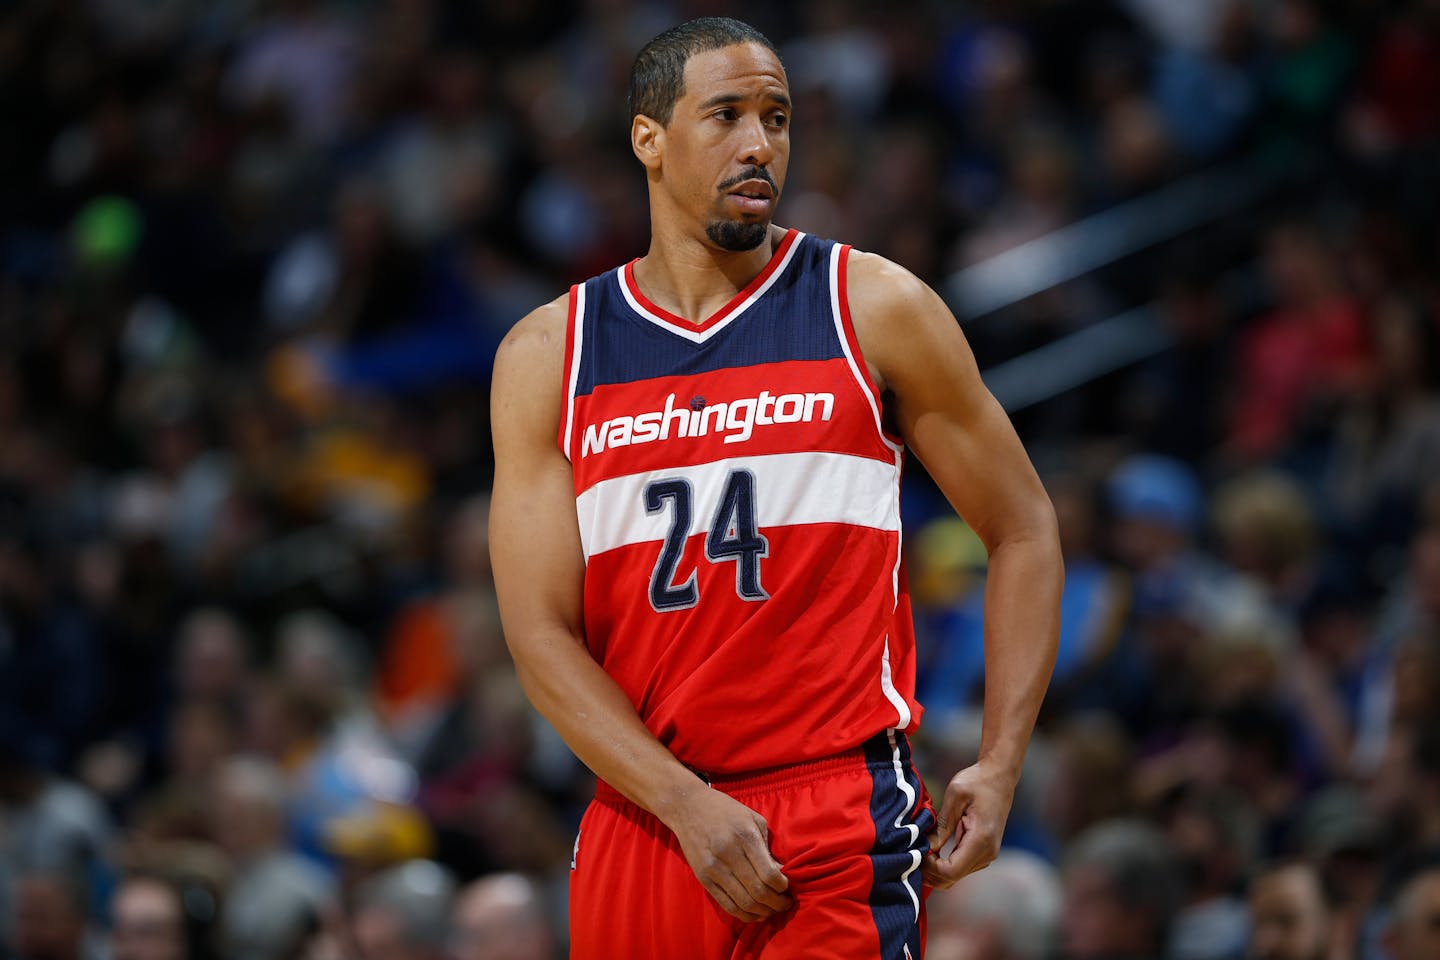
[845,248,933,303]
[494,292,570,376]
[843,248,947,333]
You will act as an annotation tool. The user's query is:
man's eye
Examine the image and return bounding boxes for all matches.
[714,108,736,121]
[769,114,788,128]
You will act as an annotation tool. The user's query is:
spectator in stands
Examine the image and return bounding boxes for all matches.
[376,496,504,754]
[209,757,332,960]
[1039,715,1136,849]
[350,860,454,960]
[10,868,102,960]
[1105,454,1266,735]
[1246,860,1331,960]
[1294,788,1385,958]
[448,874,555,960]
[1060,819,1184,959]
[1354,524,1440,773]
[1409,729,1440,852]
[1327,292,1440,554]
[0,736,112,950]
[1212,470,1319,612]
[1163,785,1256,960]
[108,873,217,960]
[926,850,1062,960]
[174,610,253,711]
[1229,221,1370,464]
[1344,1,1440,157]
[1382,858,1440,960]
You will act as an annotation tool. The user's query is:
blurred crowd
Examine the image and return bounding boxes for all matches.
[0,0,1438,958]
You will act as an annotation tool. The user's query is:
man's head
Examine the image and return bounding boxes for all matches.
[208,755,289,862]
[1384,864,1440,960]
[110,876,189,960]
[352,860,455,960]
[627,18,789,252]
[448,873,553,960]
[926,851,1062,960]
[1061,819,1183,959]
[13,869,90,960]
[1246,861,1330,960]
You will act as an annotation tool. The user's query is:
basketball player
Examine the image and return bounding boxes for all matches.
[490,17,1061,958]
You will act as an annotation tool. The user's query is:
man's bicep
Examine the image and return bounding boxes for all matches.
[905,370,1052,549]
[855,258,1052,546]
[491,442,585,642]
[489,306,586,648]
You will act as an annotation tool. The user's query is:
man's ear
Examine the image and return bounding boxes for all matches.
[632,115,664,171]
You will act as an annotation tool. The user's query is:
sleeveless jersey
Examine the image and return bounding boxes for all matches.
[558,230,923,774]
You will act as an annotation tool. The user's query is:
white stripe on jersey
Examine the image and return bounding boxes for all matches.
[574,450,899,560]
[827,244,903,457]
[562,284,587,460]
[828,244,915,731]
[879,636,913,731]
[617,232,807,344]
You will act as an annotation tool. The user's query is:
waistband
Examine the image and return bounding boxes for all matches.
[593,731,911,807]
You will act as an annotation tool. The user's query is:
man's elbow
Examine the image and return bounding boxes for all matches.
[995,500,1064,577]
[503,623,586,691]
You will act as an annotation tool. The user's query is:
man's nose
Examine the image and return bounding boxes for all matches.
[737,115,775,168]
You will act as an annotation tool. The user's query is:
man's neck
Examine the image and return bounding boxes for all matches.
[632,220,785,325]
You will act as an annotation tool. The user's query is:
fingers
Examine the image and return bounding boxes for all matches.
[923,763,1017,890]
[921,851,948,888]
[691,815,793,922]
[930,784,967,855]
[739,831,793,913]
[694,850,768,922]
[702,872,768,923]
[929,807,956,855]
[924,819,1000,889]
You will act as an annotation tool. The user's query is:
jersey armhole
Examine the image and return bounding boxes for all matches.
[831,244,904,452]
[556,283,583,461]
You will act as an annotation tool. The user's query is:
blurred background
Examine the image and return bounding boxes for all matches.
[1,0,1439,958]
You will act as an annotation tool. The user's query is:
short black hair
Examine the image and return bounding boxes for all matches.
[627,17,781,127]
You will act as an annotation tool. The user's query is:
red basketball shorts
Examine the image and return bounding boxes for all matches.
[569,730,936,959]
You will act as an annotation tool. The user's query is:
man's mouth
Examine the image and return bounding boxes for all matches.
[725,179,775,214]
[728,179,775,201]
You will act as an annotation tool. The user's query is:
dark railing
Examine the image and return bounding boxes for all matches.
[948,155,1281,411]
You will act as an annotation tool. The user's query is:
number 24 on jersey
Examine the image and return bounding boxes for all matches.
[644,470,769,611]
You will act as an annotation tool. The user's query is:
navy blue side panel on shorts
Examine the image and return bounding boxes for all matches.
[864,730,933,959]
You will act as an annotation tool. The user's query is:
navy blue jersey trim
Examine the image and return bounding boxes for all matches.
[574,235,846,396]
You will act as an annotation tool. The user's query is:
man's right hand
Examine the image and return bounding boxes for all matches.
[663,786,794,922]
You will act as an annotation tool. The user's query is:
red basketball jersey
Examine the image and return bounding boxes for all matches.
[558,230,923,774]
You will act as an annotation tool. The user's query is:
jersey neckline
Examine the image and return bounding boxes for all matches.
[618,229,803,344]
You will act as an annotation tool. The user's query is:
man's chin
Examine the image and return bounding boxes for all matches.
[705,218,770,252]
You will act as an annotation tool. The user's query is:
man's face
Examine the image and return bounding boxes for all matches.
[111,880,186,960]
[1247,866,1328,960]
[353,905,411,960]
[1062,864,1151,957]
[1387,872,1440,960]
[649,42,790,251]
[448,885,552,960]
[15,876,86,960]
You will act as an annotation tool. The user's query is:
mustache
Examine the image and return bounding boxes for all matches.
[718,167,777,193]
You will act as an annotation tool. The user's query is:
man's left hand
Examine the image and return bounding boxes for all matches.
[922,761,1017,888]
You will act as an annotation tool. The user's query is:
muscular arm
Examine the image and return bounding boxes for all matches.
[848,251,1063,885]
[489,297,791,920]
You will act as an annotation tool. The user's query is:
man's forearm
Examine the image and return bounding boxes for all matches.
[976,530,1063,781]
[510,628,706,822]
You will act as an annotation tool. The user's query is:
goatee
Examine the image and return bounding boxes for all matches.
[706,220,769,252]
